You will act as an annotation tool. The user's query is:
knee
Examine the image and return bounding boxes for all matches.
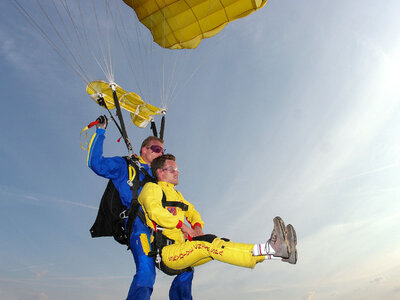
[134,254,156,286]
[174,270,194,283]
[135,265,156,287]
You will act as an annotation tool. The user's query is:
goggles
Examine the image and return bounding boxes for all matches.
[162,166,179,173]
[147,145,164,154]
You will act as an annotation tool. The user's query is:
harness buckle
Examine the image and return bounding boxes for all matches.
[119,210,128,219]
[155,225,164,232]
[127,180,133,187]
[155,253,162,264]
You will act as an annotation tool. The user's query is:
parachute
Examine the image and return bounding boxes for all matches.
[123,0,268,49]
[12,0,268,145]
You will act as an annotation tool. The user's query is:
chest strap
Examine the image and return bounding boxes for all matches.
[161,191,188,211]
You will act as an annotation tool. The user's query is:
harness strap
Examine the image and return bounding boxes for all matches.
[148,227,192,276]
[160,190,188,211]
[123,156,155,250]
[162,201,188,211]
[146,191,192,275]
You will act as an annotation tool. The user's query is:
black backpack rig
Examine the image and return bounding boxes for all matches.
[89,155,154,247]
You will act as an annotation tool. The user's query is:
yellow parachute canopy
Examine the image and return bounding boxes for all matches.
[86,81,164,128]
[123,0,267,49]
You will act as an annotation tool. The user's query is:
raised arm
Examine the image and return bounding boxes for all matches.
[87,128,126,180]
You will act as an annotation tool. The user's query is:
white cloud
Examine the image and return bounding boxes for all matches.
[38,292,50,300]
[0,28,31,72]
[0,186,97,210]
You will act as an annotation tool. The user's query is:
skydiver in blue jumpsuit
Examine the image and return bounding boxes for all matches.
[87,117,194,300]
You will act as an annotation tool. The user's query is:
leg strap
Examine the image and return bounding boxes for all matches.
[148,230,192,276]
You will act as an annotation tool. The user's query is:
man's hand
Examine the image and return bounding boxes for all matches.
[96,115,108,129]
[180,223,196,240]
[192,224,204,237]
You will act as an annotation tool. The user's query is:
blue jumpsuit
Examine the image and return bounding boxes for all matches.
[87,128,194,300]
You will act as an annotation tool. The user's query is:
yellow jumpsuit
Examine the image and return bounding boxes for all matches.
[138,182,265,271]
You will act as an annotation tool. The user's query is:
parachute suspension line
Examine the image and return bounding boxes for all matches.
[164,50,189,108]
[61,0,112,83]
[162,9,166,110]
[158,1,200,109]
[11,0,90,84]
[159,0,183,108]
[164,1,200,104]
[172,36,223,101]
[148,15,156,105]
[58,0,90,74]
[134,1,154,103]
[110,83,133,155]
[89,0,114,83]
[74,0,111,82]
[160,0,169,109]
[168,3,224,103]
[37,0,91,84]
[115,0,154,106]
[104,0,115,82]
[163,0,206,107]
[112,1,145,99]
[112,0,155,107]
[104,0,114,83]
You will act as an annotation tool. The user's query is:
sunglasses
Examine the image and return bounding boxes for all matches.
[162,166,179,173]
[147,145,165,154]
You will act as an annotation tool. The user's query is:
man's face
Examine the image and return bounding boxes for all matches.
[158,160,179,186]
[141,140,164,164]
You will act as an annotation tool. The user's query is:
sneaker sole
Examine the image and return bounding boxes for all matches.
[272,216,290,259]
[283,224,297,264]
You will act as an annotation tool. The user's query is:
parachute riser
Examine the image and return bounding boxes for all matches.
[149,112,166,140]
[109,83,133,155]
[160,113,165,140]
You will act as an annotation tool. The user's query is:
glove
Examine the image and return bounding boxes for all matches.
[96,115,108,129]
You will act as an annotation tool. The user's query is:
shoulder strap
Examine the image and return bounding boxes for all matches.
[160,190,188,211]
[123,156,157,249]
[125,156,155,183]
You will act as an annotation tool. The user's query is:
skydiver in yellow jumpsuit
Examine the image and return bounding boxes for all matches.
[138,154,298,273]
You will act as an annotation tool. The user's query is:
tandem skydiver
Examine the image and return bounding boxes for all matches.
[138,154,297,278]
[87,116,194,300]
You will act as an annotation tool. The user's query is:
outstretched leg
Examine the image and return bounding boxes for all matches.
[161,217,296,271]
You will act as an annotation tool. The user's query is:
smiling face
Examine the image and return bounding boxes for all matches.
[157,159,179,186]
[140,139,164,164]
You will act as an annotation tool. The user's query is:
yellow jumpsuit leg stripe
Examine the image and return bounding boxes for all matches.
[161,238,265,271]
[140,233,151,255]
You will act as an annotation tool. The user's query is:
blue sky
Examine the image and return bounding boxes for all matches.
[1,1,400,299]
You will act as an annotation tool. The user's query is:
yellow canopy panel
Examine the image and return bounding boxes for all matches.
[86,80,164,128]
[123,0,267,49]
